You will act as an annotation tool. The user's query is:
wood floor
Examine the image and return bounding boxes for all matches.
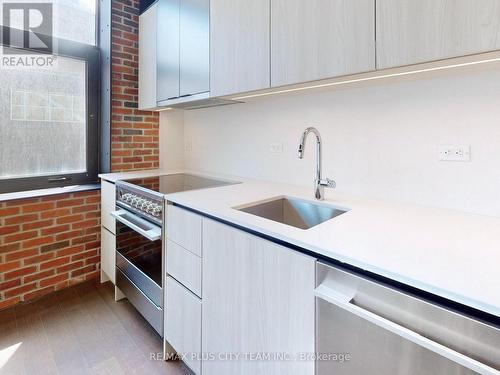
[0,280,192,375]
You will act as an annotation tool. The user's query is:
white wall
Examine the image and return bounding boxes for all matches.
[162,63,500,217]
[159,110,185,171]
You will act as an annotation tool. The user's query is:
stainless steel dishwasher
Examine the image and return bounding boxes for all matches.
[315,262,500,375]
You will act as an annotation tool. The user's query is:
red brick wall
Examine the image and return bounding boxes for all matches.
[0,191,101,310]
[111,0,160,172]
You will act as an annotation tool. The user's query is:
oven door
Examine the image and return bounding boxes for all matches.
[111,209,163,308]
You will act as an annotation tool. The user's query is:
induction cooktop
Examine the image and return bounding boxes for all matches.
[120,173,239,195]
[115,173,240,224]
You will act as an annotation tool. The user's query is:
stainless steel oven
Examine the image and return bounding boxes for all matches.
[111,181,165,336]
[110,174,239,337]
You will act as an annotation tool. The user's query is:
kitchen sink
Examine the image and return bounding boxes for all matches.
[235,196,348,230]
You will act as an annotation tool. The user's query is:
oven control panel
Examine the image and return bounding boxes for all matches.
[115,183,164,225]
[120,193,163,218]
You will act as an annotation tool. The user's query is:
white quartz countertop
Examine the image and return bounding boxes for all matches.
[100,170,500,317]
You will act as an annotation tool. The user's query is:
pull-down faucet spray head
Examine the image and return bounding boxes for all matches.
[298,143,305,159]
[298,127,319,159]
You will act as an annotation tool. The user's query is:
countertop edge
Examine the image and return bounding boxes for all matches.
[167,198,500,320]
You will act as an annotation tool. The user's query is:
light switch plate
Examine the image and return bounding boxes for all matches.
[439,145,471,162]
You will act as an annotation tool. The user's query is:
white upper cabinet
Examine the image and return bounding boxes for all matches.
[377,0,500,69]
[138,3,158,110]
[140,0,500,103]
[179,0,210,97]
[138,0,209,109]
[210,0,271,97]
[156,0,181,103]
[271,0,376,87]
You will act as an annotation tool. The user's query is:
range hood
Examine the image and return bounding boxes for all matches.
[157,92,242,111]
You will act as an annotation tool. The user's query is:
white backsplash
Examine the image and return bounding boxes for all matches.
[160,63,500,217]
[159,109,185,171]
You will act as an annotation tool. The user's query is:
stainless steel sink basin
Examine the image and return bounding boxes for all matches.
[235,196,348,230]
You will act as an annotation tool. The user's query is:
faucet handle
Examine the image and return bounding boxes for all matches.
[319,178,336,189]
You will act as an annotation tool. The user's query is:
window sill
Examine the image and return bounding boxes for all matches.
[0,183,101,202]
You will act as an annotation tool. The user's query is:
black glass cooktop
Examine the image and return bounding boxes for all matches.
[124,173,238,195]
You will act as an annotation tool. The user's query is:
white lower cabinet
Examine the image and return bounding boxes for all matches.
[100,180,116,284]
[100,227,116,284]
[165,276,202,374]
[201,218,316,375]
[101,180,116,234]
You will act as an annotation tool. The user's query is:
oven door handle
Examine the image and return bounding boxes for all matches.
[314,284,500,375]
[110,210,162,241]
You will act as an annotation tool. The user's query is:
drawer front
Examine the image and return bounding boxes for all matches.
[166,239,202,297]
[101,180,116,206]
[101,181,116,234]
[166,205,202,257]
[101,227,116,284]
[165,276,202,374]
[101,203,116,234]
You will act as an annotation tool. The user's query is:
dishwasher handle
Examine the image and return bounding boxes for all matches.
[314,284,500,375]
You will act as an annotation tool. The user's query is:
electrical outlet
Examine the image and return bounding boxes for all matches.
[439,145,471,162]
[270,143,283,153]
[185,140,193,153]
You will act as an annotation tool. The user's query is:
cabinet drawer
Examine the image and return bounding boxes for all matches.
[101,181,116,234]
[167,205,202,257]
[101,203,116,234]
[101,180,116,206]
[167,239,202,297]
[101,227,116,284]
[165,276,202,374]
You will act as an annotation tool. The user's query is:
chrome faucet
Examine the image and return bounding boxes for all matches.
[298,127,336,200]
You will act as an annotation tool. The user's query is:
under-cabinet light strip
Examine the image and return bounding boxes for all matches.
[230,57,500,101]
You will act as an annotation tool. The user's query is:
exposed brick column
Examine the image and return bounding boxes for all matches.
[111,0,160,172]
[0,191,101,310]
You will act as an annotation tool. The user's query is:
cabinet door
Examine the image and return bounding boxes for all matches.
[377,0,500,69]
[210,0,270,97]
[138,3,158,110]
[271,0,375,87]
[157,0,180,102]
[101,227,116,284]
[180,0,210,97]
[202,219,315,375]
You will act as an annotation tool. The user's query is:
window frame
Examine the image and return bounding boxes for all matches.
[0,27,100,194]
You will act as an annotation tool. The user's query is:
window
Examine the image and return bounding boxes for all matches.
[50,0,97,45]
[0,1,99,193]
